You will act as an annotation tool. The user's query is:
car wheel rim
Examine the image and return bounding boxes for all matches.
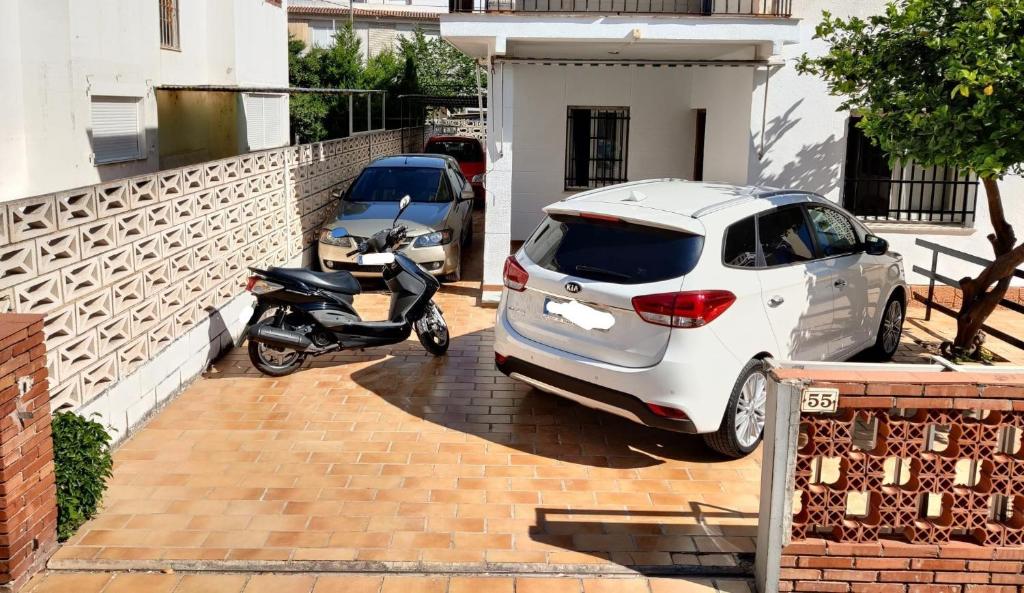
[882,300,903,354]
[735,371,767,449]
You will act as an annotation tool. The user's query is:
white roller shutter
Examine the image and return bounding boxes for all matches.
[90,96,144,164]
[243,93,286,150]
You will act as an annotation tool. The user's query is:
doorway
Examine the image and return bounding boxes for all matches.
[693,109,707,181]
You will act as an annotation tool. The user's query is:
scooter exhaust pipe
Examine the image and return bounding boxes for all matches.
[249,324,313,351]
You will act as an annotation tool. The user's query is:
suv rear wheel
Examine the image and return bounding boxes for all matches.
[704,359,768,458]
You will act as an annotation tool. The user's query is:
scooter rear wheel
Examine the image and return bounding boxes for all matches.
[248,307,306,376]
[249,340,305,377]
[415,303,450,356]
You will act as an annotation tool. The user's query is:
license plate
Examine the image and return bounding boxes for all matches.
[543,297,615,331]
[800,387,839,414]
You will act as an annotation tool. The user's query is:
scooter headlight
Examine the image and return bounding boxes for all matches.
[319,227,352,247]
[413,229,454,248]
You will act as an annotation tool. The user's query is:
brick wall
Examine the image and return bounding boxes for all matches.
[0,128,427,433]
[771,369,1024,593]
[0,314,57,592]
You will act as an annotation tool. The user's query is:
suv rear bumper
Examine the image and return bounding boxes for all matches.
[496,356,697,433]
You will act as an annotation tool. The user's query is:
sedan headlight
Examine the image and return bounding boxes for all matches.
[472,174,485,183]
[413,229,454,248]
[319,228,352,247]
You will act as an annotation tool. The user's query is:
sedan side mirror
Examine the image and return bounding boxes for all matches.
[864,234,888,256]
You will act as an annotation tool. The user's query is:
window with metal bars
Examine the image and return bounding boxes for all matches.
[842,116,978,226]
[159,0,180,50]
[564,107,629,190]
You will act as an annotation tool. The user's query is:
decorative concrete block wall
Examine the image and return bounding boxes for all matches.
[0,128,427,441]
[0,314,57,592]
[769,368,1024,593]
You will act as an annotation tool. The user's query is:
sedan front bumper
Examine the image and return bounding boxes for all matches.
[318,241,459,277]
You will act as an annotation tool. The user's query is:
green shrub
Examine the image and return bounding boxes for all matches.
[52,412,113,542]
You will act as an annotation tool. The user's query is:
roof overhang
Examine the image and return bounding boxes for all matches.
[441,14,801,61]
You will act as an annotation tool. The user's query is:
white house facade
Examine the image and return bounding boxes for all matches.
[288,0,444,61]
[0,0,290,204]
[441,0,1024,298]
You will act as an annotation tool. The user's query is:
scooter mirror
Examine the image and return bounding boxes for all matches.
[394,195,412,225]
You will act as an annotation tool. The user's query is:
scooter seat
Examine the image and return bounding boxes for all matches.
[268,267,362,295]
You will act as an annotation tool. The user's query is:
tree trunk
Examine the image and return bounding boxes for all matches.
[952,176,1024,354]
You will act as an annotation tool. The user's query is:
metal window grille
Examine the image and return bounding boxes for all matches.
[451,0,791,15]
[160,0,180,50]
[565,107,629,190]
[842,118,978,225]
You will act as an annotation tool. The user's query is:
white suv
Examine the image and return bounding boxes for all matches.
[494,180,907,458]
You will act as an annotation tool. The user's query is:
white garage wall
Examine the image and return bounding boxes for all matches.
[507,63,756,240]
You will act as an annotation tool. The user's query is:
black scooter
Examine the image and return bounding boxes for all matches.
[242,196,449,377]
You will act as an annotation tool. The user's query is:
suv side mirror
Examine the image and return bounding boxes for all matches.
[864,234,888,256]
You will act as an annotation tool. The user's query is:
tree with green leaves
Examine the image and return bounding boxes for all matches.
[798,0,1024,359]
[398,30,483,94]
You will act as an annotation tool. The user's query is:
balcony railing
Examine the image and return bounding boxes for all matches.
[449,0,792,16]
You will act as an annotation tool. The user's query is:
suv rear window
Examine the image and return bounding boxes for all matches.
[523,215,704,284]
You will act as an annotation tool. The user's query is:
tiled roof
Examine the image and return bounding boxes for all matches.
[288,1,443,20]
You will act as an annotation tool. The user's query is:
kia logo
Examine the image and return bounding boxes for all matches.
[565,282,582,294]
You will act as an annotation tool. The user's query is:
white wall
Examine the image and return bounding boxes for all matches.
[0,0,289,204]
[506,62,754,239]
[749,0,1024,284]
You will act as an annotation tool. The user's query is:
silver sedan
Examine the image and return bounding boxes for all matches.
[318,154,475,281]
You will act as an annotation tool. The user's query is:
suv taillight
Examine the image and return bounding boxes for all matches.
[503,256,529,292]
[632,290,736,328]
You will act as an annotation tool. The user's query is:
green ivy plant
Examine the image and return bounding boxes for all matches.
[52,412,113,542]
[797,0,1024,359]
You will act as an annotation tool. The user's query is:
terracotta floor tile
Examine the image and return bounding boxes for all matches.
[380,576,447,593]
[312,575,383,593]
[515,577,582,593]
[449,577,514,593]
[648,579,718,593]
[51,231,784,574]
[242,575,316,593]
[175,575,249,593]
[30,573,112,593]
[582,578,650,593]
[102,573,178,593]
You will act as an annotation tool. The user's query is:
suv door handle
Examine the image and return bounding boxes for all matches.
[834,279,848,288]
[768,295,785,307]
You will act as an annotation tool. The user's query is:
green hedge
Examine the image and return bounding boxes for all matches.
[52,412,113,542]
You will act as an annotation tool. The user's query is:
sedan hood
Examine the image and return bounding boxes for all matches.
[328,201,452,236]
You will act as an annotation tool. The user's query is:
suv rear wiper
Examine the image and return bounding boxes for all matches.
[574,264,631,281]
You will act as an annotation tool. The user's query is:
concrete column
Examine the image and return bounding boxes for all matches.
[481,61,514,304]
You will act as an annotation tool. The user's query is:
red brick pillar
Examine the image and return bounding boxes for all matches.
[0,315,57,592]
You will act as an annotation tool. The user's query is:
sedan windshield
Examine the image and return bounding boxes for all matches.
[347,167,448,203]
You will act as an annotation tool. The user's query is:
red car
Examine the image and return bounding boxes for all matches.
[424,135,485,206]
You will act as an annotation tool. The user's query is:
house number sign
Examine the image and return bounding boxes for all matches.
[800,387,840,414]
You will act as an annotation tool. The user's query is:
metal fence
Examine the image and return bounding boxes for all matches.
[913,238,1024,350]
[450,0,792,15]
[843,163,979,225]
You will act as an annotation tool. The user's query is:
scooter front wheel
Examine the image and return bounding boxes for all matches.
[415,303,449,356]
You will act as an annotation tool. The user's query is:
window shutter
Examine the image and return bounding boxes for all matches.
[91,96,143,164]
[244,94,284,150]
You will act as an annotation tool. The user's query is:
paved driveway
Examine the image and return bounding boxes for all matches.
[51,213,761,579]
